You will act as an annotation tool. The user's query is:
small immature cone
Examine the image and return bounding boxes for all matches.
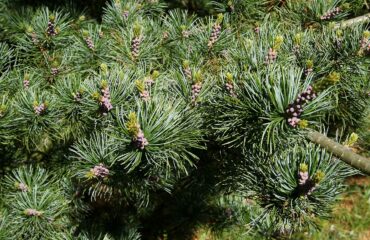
[131,37,141,59]
[34,103,47,115]
[254,26,260,34]
[225,73,236,97]
[83,30,94,50]
[122,10,129,19]
[85,37,94,50]
[24,208,43,217]
[360,38,369,49]
[335,30,344,49]
[134,129,149,150]
[359,31,370,54]
[191,82,202,105]
[100,85,113,115]
[298,171,309,185]
[139,90,150,101]
[208,13,223,48]
[191,71,204,106]
[305,59,314,76]
[298,163,309,186]
[136,80,150,101]
[131,23,142,60]
[207,24,221,48]
[336,39,343,48]
[51,67,59,76]
[293,33,302,55]
[304,68,313,76]
[90,163,109,178]
[31,32,39,44]
[320,7,341,20]
[144,77,154,85]
[180,24,190,38]
[285,86,316,127]
[162,31,169,40]
[183,60,192,80]
[126,112,149,150]
[47,16,57,36]
[144,70,159,86]
[264,48,277,64]
[297,163,318,196]
[73,91,82,103]
[182,30,190,38]
[292,45,300,55]
[16,182,28,192]
[23,73,30,89]
[225,82,236,97]
[185,68,192,80]
[23,79,30,89]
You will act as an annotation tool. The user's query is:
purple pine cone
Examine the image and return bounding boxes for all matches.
[208,24,221,48]
[264,48,277,64]
[122,10,129,19]
[74,92,82,103]
[85,37,95,50]
[23,79,30,89]
[162,31,169,40]
[51,68,59,76]
[184,67,192,80]
[31,32,39,44]
[360,38,369,49]
[131,37,141,59]
[134,129,149,150]
[17,183,29,192]
[144,77,154,86]
[91,163,109,178]
[304,68,313,76]
[182,30,190,38]
[298,171,309,185]
[34,103,47,115]
[24,208,42,217]
[225,82,236,97]
[191,82,202,105]
[139,90,150,101]
[254,26,260,34]
[336,39,343,48]
[100,86,113,115]
[292,45,300,55]
[47,21,57,36]
[285,86,316,127]
[320,7,341,20]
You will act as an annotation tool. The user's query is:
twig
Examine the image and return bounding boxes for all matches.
[307,130,370,175]
[334,13,370,29]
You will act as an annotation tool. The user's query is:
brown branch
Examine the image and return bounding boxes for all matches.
[307,130,370,175]
[334,13,370,29]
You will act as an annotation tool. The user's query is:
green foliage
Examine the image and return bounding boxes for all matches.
[210,67,332,152]
[1,166,70,239]
[0,0,369,239]
[234,145,355,236]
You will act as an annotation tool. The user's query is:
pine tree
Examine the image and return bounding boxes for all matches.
[0,0,369,239]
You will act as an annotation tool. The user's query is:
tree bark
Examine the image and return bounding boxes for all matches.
[307,130,370,175]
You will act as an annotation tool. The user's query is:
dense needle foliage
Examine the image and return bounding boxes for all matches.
[0,0,369,239]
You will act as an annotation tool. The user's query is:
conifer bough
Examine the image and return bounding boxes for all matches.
[307,130,370,175]
[0,0,369,238]
[334,12,370,29]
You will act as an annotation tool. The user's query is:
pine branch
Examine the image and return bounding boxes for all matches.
[307,130,370,175]
[334,13,370,29]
